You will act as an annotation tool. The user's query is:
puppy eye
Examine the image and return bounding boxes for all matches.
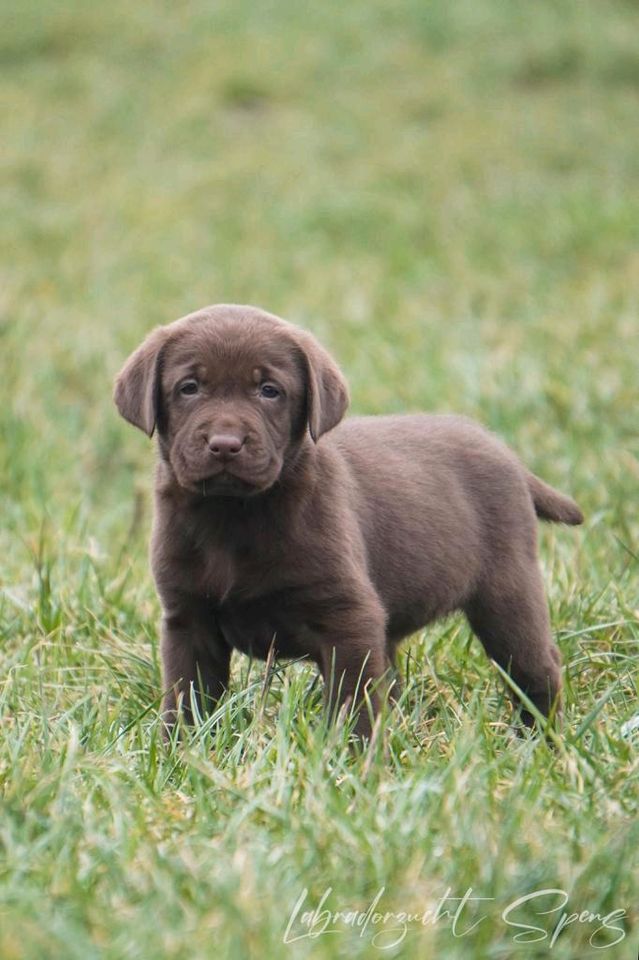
[259,382,280,399]
[179,379,199,396]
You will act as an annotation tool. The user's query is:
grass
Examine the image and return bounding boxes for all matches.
[1,0,638,957]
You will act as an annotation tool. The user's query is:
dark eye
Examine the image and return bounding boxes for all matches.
[179,379,199,396]
[259,382,280,399]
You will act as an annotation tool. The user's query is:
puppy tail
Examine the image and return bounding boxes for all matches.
[527,472,583,526]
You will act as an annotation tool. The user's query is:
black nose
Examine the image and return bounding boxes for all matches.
[208,433,245,459]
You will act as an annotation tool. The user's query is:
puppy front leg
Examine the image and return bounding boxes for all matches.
[160,603,230,737]
[319,595,390,740]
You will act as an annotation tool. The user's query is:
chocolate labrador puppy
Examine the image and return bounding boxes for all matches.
[114,304,582,738]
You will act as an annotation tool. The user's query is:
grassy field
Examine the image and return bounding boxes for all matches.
[2,0,639,957]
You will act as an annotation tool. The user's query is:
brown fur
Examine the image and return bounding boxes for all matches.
[114,304,583,738]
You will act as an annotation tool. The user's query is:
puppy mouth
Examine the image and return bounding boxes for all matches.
[198,470,257,497]
[170,446,283,498]
[185,465,279,498]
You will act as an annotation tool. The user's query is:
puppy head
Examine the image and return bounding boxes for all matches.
[114,304,349,496]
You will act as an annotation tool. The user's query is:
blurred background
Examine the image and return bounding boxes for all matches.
[2,3,639,957]
[3,0,638,550]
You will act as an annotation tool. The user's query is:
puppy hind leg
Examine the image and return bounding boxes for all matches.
[465,566,562,729]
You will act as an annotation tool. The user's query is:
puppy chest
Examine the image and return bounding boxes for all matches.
[216,601,317,661]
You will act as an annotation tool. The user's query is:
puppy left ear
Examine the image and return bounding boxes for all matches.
[113,326,167,437]
[299,332,350,443]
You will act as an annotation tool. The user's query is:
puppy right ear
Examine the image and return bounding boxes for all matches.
[298,331,349,443]
[113,327,167,437]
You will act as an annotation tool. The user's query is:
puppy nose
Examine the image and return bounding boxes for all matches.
[208,433,245,459]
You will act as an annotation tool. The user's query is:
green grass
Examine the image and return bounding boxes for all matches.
[2,0,639,957]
